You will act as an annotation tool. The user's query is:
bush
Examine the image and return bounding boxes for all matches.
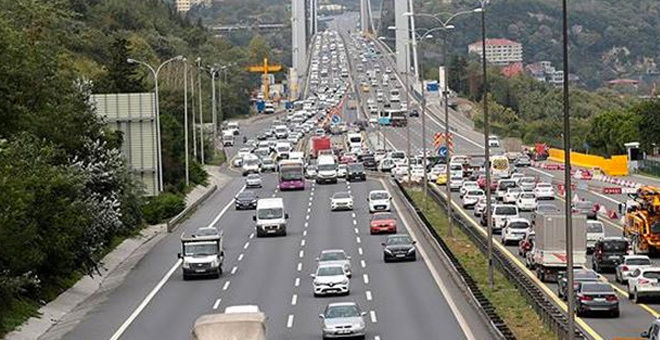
[142,192,186,225]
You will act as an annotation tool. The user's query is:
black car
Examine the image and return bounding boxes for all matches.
[572,200,597,220]
[557,268,600,300]
[592,237,629,273]
[234,191,258,210]
[382,234,416,262]
[573,282,619,318]
[361,154,377,170]
[409,109,419,117]
[346,162,366,181]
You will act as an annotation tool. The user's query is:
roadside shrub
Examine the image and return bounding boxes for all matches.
[142,192,186,224]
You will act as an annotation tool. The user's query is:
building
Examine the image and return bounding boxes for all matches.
[175,0,208,13]
[468,38,523,66]
[525,61,574,87]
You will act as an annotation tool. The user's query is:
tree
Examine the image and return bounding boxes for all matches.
[95,37,145,93]
[248,34,270,64]
[634,100,660,152]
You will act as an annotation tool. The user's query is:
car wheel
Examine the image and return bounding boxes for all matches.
[182,273,189,281]
[615,272,620,283]
[633,290,640,304]
[611,310,620,318]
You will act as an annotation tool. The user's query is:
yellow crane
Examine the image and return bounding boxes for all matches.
[247,58,283,100]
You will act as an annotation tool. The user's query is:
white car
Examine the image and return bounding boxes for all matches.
[462,189,485,209]
[586,220,605,251]
[312,264,350,296]
[516,192,538,211]
[317,249,352,277]
[474,197,488,217]
[337,164,348,178]
[378,158,396,172]
[368,190,391,213]
[491,205,520,233]
[518,177,537,191]
[534,182,555,200]
[331,192,354,211]
[245,174,262,188]
[428,164,447,181]
[501,217,531,245]
[616,255,652,283]
[503,187,523,204]
[449,174,464,192]
[391,164,409,178]
[627,267,660,303]
[460,181,479,198]
[410,165,425,183]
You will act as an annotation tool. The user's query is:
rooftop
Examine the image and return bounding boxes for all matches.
[470,38,521,47]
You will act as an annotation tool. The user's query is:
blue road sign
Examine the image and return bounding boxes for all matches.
[331,114,341,124]
[438,146,448,158]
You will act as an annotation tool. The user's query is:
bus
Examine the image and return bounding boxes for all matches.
[278,159,305,190]
[490,155,511,178]
[378,109,392,125]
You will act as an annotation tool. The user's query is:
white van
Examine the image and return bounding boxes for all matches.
[316,155,338,184]
[346,133,363,149]
[242,155,261,176]
[289,151,304,162]
[275,125,289,139]
[491,204,520,233]
[264,102,275,114]
[275,142,291,160]
[254,198,288,237]
[226,122,240,135]
[488,135,500,148]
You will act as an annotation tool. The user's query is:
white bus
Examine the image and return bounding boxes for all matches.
[490,155,511,178]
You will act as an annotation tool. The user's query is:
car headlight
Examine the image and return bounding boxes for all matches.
[384,248,393,254]
[340,278,349,285]
[182,262,190,269]
[407,247,416,254]
[314,280,321,285]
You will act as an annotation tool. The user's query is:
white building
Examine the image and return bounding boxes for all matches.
[468,38,523,66]
[175,0,208,13]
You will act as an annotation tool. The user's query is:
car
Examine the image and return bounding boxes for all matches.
[500,218,531,245]
[586,220,605,252]
[459,181,479,198]
[474,197,488,217]
[305,164,318,179]
[572,200,597,220]
[534,182,555,200]
[496,179,517,201]
[368,190,391,212]
[382,234,417,262]
[491,205,519,234]
[346,163,366,181]
[573,282,619,317]
[312,264,350,297]
[517,176,537,191]
[436,173,448,185]
[516,192,538,211]
[477,175,498,191]
[503,187,523,204]
[319,302,366,339]
[235,191,258,210]
[641,318,660,339]
[628,267,660,303]
[462,189,485,209]
[337,164,348,178]
[592,237,629,273]
[260,158,277,172]
[514,155,532,167]
[409,109,419,117]
[317,249,352,277]
[428,164,446,181]
[331,192,354,211]
[556,268,600,300]
[449,174,464,192]
[245,173,262,188]
[370,212,397,234]
[616,255,652,283]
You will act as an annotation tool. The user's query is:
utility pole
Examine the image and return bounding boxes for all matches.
[405,41,412,182]
[443,32,453,237]
[184,60,190,186]
[197,57,205,165]
[191,64,197,158]
[211,67,217,158]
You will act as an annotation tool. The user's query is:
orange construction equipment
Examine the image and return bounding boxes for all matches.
[247,58,283,100]
[623,186,660,254]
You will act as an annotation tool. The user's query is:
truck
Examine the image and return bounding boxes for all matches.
[191,307,266,340]
[623,186,660,254]
[530,212,587,282]
[310,136,331,158]
[390,109,407,127]
[222,131,234,147]
[178,231,224,280]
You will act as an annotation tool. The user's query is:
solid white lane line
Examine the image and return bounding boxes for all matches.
[212,298,221,310]
[297,263,303,271]
[231,266,238,275]
[249,232,254,239]
[238,253,244,261]
[295,277,300,287]
[243,242,250,250]
[287,315,294,328]
[366,290,373,301]
[370,311,378,323]
[299,250,305,258]
[363,274,369,284]
[358,247,363,256]
[108,185,245,340]
[360,260,366,268]
[222,281,230,291]
[291,294,298,306]
[356,236,361,244]
[301,239,306,247]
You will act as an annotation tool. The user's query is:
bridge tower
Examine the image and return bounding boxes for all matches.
[291,0,307,99]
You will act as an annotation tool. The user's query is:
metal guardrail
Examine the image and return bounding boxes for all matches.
[167,184,218,232]
[415,183,588,340]
[394,180,515,340]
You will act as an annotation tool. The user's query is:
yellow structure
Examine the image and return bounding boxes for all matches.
[624,186,660,254]
[547,148,628,176]
[247,58,283,100]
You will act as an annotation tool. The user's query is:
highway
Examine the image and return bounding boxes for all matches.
[338,12,660,339]
[50,15,494,340]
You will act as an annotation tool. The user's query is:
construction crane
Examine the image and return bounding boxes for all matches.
[247,58,283,100]
[623,186,660,254]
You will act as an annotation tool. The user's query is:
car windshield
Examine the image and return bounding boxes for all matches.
[499,181,516,189]
[262,159,273,164]
[467,190,483,196]
[277,146,289,152]
[184,243,218,256]
[587,222,603,233]
[325,305,360,318]
[373,213,393,221]
[509,222,529,229]
[247,174,260,180]
[317,266,344,276]
[320,252,347,261]
[581,283,613,293]
[537,183,551,188]
[495,206,517,215]
[627,258,651,266]
[348,163,364,171]
[318,163,336,171]
[257,208,283,219]
[603,240,627,252]
[237,192,256,200]
[387,236,411,245]
[520,193,535,199]
[333,192,351,199]
[574,270,599,280]
[370,192,389,200]
[508,188,522,193]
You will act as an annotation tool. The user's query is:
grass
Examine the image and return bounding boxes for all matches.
[407,188,556,340]
[206,148,226,166]
[0,298,40,336]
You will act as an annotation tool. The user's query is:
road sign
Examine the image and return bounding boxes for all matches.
[331,114,341,124]
[438,146,448,158]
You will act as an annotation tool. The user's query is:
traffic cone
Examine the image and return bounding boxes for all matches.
[599,205,608,214]
[573,193,580,202]
[608,210,618,219]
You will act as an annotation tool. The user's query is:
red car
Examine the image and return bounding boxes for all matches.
[340,153,357,164]
[477,175,498,191]
[370,213,397,234]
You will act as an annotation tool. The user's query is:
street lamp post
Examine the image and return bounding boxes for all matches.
[441,27,455,236]
[183,59,190,186]
[191,64,197,158]
[210,67,217,157]
[127,55,184,193]
[197,57,205,165]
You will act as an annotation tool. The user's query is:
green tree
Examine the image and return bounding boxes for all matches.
[95,37,145,93]
[634,100,660,152]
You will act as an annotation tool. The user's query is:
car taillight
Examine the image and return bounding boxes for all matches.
[578,294,593,301]
[621,265,629,271]
[638,279,650,285]
[606,295,618,301]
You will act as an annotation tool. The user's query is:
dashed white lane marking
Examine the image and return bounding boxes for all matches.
[249,232,254,239]
[354,227,359,234]
[363,274,369,284]
[287,314,294,328]
[356,236,361,244]
[366,290,373,301]
[291,294,298,306]
[272,193,276,197]
[295,277,300,287]
[238,253,244,261]
[360,260,366,268]
[370,311,378,323]
[304,222,309,228]
[309,196,313,201]
[231,266,238,275]
[222,281,230,291]
[301,239,306,247]
[299,250,305,258]
[212,298,221,310]
[358,247,363,256]
[307,207,311,213]
[353,220,357,225]
[297,263,303,271]
[308,201,312,207]
[243,242,250,249]
[375,336,381,340]
[352,212,356,218]
[306,215,310,220]
[303,230,308,236]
